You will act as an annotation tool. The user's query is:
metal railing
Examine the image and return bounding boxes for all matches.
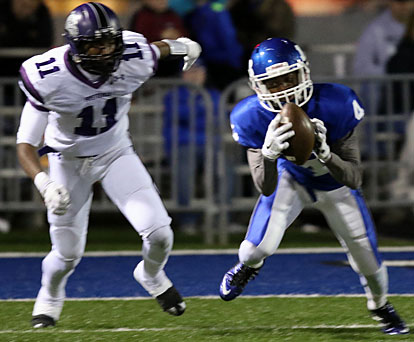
[0,78,218,243]
[304,43,356,77]
[1,74,413,244]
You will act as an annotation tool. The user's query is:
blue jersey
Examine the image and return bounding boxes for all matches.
[230,83,365,191]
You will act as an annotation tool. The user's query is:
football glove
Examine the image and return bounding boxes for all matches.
[311,118,331,163]
[162,38,202,71]
[261,114,295,160]
[176,37,202,71]
[34,172,70,215]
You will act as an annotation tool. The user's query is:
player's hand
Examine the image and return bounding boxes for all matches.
[311,118,331,163]
[176,37,202,71]
[261,114,295,160]
[34,172,70,215]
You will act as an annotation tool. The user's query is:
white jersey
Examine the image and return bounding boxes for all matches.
[18,30,157,157]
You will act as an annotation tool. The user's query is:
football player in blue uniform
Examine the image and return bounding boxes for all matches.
[219,38,409,335]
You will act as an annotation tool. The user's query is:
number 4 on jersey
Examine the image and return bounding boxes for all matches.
[352,100,365,120]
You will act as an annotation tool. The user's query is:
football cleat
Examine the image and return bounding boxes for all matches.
[156,286,186,316]
[219,262,262,301]
[370,302,409,335]
[31,314,55,328]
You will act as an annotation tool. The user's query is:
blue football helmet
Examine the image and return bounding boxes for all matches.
[64,2,124,76]
[248,38,313,112]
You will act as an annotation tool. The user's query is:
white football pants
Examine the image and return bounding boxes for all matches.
[33,146,173,320]
[239,170,388,310]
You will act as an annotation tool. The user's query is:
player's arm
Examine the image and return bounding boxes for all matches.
[16,101,70,215]
[247,148,279,196]
[247,115,294,196]
[312,118,362,189]
[325,129,362,189]
[152,38,201,71]
[17,143,43,180]
[16,102,48,179]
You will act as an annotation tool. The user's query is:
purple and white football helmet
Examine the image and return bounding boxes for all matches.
[248,38,313,112]
[64,2,124,76]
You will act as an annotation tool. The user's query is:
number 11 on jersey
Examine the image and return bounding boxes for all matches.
[74,98,117,136]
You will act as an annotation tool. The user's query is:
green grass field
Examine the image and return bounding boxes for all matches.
[1,297,413,342]
[1,221,413,341]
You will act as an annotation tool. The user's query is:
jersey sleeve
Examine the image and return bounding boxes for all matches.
[16,101,48,146]
[230,96,265,149]
[19,59,51,111]
[324,84,365,143]
[18,48,66,112]
[120,30,159,78]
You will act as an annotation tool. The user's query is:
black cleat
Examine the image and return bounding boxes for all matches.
[31,314,55,328]
[370,302,409,335]
[156,286,186,316]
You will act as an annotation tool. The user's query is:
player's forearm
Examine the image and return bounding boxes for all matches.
[152,39,189,59]
[325,154,362,189]
[152,41,170,59]
[153,38,201,71]
[324,131,363,189]
[247,148,278,196]
[17,143,43,180]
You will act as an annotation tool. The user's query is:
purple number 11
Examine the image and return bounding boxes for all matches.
[34,57,118,136]
[35,58,60,79]
[75,98,117,136]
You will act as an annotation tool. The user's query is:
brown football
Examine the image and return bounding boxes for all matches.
[278,103,315,165]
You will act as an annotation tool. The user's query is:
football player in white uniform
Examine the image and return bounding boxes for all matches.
[16,2,201,328]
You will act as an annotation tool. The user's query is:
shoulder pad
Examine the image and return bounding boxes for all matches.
[19,46,68,107]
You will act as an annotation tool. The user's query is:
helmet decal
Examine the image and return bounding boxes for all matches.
[64,12,80,36]
[265,62,287,73]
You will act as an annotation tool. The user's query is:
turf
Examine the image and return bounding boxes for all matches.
[2,217,413,341]
[1,297,412,342]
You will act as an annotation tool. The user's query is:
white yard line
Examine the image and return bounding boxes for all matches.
[1,293,414,302]
[0,323,413,334]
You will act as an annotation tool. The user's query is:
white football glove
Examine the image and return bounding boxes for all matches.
[34,172,70,215]
[311,118,331,163]
[261,114,295,160]
[176,37,202,71]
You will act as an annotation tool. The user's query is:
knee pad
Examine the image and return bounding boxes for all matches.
[42,249,81,276]
[50,224,86,261]
[345,235,382,276]
[142,225,173,264]
[146,225,173,250]
[141,226,173,277]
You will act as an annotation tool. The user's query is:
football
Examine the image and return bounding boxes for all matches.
[279,103,315,165]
